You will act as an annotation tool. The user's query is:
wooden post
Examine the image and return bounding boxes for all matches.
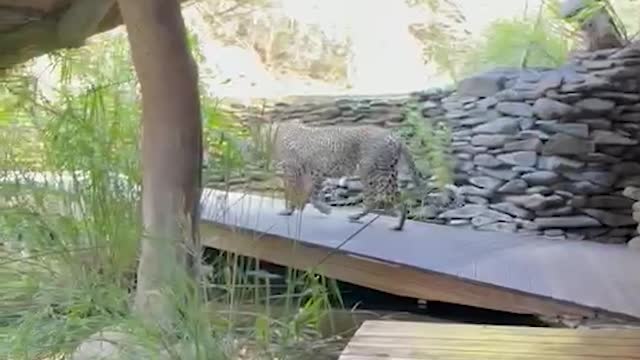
[115,0,203,325]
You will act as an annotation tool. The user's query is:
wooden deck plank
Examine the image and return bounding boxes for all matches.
[339,321,640,359]
[199,189,640,321]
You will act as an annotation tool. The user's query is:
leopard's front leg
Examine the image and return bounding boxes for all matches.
[279,169,310,216]
[390,202,408,231]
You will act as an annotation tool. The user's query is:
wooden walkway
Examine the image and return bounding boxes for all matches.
[198,189,640,322]
[339,320,640,359]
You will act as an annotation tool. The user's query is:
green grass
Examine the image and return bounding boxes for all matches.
[0,32,346,360]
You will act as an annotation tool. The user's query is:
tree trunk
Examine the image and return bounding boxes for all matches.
[115,0,203,325]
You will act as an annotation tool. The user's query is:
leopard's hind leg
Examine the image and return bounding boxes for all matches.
[308,171,332,215]
[350,165,406,231]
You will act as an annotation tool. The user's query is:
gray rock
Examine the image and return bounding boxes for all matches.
[533,98,574,119]
[466,195,489,205]
[628,237,640,251]
[471,216,498,227]
[453,129,473,139]
[579,152,619,164]
[613,162,640,175]
[590,236,629,244]
[578,118,611,130]
[617,112,640,122]
[504,138,543,152]
[476,96,498,110]
[455,161,474,173]
[522,171,560,185]
[478,222,518,233]
[535,71,563,93]
[495,89,540,101]
[526,186,554,196]
[457,73,505,97]
[472,117,521,134]
[545,89,583,102]
[583,209,635,227]
[592,130,638,145]
[587,195,634,209]
[496,102,534,117]
[470,176,503,190]
[534,216,601,229]
[519,117,535,131]
[536,206,574,217]
[505,194,565,211]
[618,175,640,188]
[518,130,550,140]
[458,185,494,198]
[542,133,594,156]
[447,219,469,226]
[471,134,512,147]
[497,179,528,194]
[478,167,519,181]
[592,91,640,103]
[552,181,608,195]
[439,204,512,222]
[623,186,640,200]
[460,117,489,126]
[560,76,610,92]
[569,196,588,208]
[574,98,615,114]
[565,232,586,241]
[606,227,636,238]
[473,154,502,167]
[490,202,533,219]
[592,65,640,80]
[446,110,470,120]
[497,151,537,167]
[543,229,565,237]
[537,156,584,171]
[561,170,618,187]
[455,145,489,155]
[513,166,537,173]
[537,121,590,138]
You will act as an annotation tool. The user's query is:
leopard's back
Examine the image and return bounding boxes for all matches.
[273,121,396,178]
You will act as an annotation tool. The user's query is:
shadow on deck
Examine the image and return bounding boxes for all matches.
[200,189,640,323]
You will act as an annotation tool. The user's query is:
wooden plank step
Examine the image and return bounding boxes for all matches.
[339,320,640,359]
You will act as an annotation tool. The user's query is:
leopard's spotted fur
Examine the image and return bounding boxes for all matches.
[268,119,424,231]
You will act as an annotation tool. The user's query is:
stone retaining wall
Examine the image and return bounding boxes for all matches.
[230,45,640,246]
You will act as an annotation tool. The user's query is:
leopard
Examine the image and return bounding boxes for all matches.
[265,119,425,231]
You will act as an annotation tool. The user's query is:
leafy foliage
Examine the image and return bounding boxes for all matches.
[406,0,472,81]
[196,0,352,84]
[396,101,453,191]
[461,15,573,76]
[0,29,340,359]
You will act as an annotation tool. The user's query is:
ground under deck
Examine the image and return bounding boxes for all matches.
[200,189,640,321]
[339,320,640,359]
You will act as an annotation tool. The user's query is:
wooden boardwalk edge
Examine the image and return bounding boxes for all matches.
[201,222,636,322]
[199,189,640,322]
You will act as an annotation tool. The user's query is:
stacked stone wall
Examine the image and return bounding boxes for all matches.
[230,45,640,246]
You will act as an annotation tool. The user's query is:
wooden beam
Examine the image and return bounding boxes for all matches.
[201,223,604,321]
[0,0,191,70]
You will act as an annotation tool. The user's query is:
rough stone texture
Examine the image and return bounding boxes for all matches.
[229,46,640,246]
